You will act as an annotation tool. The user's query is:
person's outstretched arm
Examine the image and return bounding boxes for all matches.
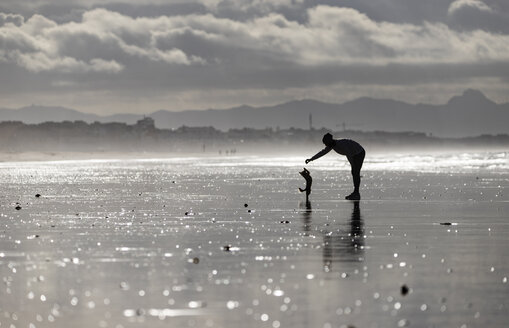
[306,146,332,164]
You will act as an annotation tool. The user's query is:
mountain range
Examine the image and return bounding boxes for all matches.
[1,89,508,137]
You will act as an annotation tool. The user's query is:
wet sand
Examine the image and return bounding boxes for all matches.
[1,154,508,328]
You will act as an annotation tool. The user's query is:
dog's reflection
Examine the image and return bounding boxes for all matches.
[299,200,312,236]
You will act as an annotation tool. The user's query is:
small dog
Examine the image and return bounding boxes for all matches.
[299,168,312,201]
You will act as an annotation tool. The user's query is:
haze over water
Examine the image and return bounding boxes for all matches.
[0,151,508,328]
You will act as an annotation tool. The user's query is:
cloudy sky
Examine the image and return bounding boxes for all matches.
[1,0,509,114]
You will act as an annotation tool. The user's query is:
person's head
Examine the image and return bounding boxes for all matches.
[322,133,334,147]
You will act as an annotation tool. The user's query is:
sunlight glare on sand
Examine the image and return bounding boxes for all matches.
[0,151,508,328]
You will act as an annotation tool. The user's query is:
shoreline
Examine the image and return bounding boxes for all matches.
[2,147,508,163]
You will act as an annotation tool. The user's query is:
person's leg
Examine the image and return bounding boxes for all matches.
[352,152,366,194]
[352,167,360,193]
[348,150,365,196]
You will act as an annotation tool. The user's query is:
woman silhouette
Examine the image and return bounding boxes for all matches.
[306,133,366,200]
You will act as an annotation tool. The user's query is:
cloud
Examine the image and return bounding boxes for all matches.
[0,13,125,73]
[239,5,509,66]
[1,6,508,73]
[0,4,509,111]
[0,12,24,26]
[447,0,509,33]
[0,8,205,74]
[448,0,493,14]
[14,52,123,73]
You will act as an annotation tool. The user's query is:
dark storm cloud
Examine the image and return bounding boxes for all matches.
[447,0,509,33]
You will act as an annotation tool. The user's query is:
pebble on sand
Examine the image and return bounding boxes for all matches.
[223,245,232,251]
[192,257,200,264]
[401,284,409,296]
[244,203,248,208]
[35,194,41,198]
[15,205,22,210]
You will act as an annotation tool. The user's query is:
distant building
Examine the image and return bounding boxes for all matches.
[136,117,155,131]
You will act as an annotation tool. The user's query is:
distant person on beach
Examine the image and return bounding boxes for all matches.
[305,133,365,200]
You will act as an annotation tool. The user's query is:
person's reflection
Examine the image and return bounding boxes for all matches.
[299,200,312,236]
[323,201,364,272]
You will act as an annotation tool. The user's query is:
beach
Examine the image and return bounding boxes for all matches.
[1,152,508,328]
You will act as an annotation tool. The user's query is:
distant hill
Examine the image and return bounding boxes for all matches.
[0,105,142,125]
[1,89,508,137]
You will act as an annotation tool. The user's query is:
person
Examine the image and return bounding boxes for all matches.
[306,133,365,200]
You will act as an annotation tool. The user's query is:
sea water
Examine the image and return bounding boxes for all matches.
[0,151,508,328]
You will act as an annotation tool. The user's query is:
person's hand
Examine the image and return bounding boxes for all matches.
[305,159,311,164]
